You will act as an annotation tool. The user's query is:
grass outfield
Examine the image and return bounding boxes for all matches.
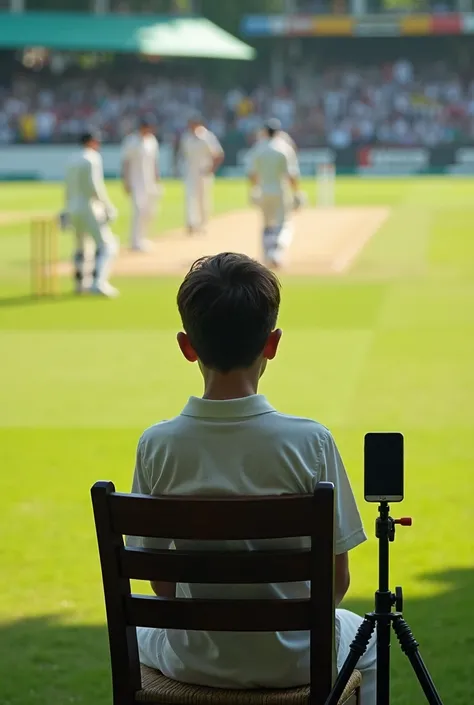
[1,177,474,704]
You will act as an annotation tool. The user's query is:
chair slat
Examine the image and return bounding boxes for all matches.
[120,546,312,583]
[110,492,319,540]
[126,595,310,632]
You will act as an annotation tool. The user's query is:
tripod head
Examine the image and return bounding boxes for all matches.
[376,501,412,541]
[375,501,412,613]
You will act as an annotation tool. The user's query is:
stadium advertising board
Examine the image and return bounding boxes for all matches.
[444,147,474,174]
[357,147,430,175]
[241,12,472,37]
[356,146,474,175]
[2,144,474,180]
[0,144,175,181]
[236,146,474,176]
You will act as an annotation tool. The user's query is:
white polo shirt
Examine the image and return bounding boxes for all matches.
[127,395,366,688]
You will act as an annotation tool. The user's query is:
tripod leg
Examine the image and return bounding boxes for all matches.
[376,611,392,705]
[324,618,376,705]
[392,616,444,705]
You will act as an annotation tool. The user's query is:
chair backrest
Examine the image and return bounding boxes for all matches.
[91,481,336,705]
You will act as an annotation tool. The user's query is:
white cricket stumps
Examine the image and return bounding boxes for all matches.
[316,162,336,207]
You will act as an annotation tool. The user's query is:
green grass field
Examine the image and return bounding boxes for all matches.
[1,177,473,705]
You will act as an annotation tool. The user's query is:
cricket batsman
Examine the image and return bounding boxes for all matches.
[247,118,304,268]
[121,118,161,252]
[63,131,119,297]
[179,115,224,235]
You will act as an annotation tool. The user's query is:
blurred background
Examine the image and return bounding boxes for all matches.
[3,0,474,178]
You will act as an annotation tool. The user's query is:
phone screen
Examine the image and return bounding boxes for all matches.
[364,432,404,502]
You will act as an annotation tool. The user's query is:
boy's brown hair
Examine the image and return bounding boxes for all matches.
[177,252,281,374]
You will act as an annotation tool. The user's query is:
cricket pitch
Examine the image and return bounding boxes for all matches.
[113,206,390,277]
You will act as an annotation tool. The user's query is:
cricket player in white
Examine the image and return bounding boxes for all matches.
[64,131,119,297]
[256,126,297,152]
[179,116,224,234]
[121,119,161,252]
[248,119,302,268]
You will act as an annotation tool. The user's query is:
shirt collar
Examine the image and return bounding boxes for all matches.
[181,395,276,419]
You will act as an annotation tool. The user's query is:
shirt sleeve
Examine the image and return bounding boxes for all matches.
[284,133,297,151]
[206,131,224,158]
[319,430,367,554]
[84,158,99,200]
[125,435,172,550]
[90,154,113,211]
[285,147,300,178]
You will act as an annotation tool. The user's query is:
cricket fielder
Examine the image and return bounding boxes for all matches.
[179,116,224,234]
[64,131,119,297]
[247,119,303,268]
[121,119,161,252]
[255,126,298,152]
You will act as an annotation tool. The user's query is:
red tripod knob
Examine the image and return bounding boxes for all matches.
[394,517,412,526]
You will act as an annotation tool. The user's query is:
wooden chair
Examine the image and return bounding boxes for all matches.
[91,480,361,705]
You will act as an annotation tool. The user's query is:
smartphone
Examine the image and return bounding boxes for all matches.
[364,432,404,502]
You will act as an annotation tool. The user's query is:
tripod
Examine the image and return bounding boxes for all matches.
[325,502,443,705]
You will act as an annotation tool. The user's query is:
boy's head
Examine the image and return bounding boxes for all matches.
[177,253,281,375]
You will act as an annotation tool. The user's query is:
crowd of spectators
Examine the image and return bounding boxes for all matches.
[280,58,474,148]
[0,74,214,147]
[2,58,474,149]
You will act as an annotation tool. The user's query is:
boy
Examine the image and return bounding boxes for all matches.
[127,252,376,703]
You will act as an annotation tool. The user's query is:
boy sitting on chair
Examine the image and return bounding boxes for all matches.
[127,252,376,704]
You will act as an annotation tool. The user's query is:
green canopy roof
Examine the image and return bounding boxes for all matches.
[0,12,256,60]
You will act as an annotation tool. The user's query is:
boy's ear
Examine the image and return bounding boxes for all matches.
[263,329,282,361]
[177,332,198,363]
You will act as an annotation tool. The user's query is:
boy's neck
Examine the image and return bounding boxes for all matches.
[202,370,260,401]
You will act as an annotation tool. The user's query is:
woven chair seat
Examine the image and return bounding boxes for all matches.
[138,665,362,705]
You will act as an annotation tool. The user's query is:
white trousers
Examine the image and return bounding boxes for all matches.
[69,206,118,288]
[137,609,376,704]
[130,191,157,249]
[185,173,213,230]
[259,193,293,265]
[336,609,376,705]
